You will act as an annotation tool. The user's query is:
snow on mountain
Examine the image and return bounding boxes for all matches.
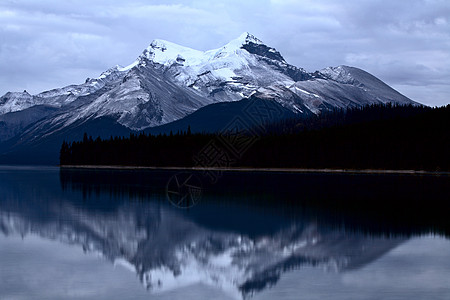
[0,91,34,114]
[132,31,299,105]
[288,65,414,113]
[0,67,124,115]
[0,32,418,147]
[139,32,263,68]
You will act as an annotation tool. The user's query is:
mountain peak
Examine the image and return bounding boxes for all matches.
[236,32,264,45]
[149,39,181,52]
[0,90,35,114]
[319,65,369,85]
[222,32,264,51]
[139,39,204,67]
[121,33,267,69]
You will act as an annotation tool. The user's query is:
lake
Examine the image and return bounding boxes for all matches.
[0,166,449,300]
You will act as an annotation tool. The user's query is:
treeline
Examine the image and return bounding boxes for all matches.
[60,104,449,171]
[264,102,433,134]
[60,129,214,167]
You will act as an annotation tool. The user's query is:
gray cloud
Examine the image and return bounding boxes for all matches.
[0,0,448,106]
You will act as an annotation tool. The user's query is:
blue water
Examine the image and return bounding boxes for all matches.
[0,166,449,300]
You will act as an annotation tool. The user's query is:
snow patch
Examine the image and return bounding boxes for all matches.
[294,87,320,98]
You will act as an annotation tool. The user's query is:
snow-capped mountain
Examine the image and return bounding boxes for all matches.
[0,32,418,163]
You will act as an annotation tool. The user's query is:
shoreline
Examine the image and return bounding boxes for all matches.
[59,165,450,176]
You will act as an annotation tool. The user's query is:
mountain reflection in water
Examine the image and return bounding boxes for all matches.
[0,167,448,299]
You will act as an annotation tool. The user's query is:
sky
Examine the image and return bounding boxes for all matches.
[0,0,449,106]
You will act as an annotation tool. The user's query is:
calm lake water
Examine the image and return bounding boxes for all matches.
[0,166,449,300]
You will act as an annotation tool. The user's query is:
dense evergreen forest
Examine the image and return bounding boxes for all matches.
[60,103,449,171]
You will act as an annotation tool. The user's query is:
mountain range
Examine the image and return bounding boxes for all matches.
[0,32,418,164]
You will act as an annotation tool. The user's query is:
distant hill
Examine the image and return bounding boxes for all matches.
[145,97,299,135]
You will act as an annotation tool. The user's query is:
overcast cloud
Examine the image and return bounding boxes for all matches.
[0,0,449,106]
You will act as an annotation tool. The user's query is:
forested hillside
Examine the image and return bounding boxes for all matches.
[60,104,449,171]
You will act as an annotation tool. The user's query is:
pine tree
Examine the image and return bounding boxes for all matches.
[60,141,70,165]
